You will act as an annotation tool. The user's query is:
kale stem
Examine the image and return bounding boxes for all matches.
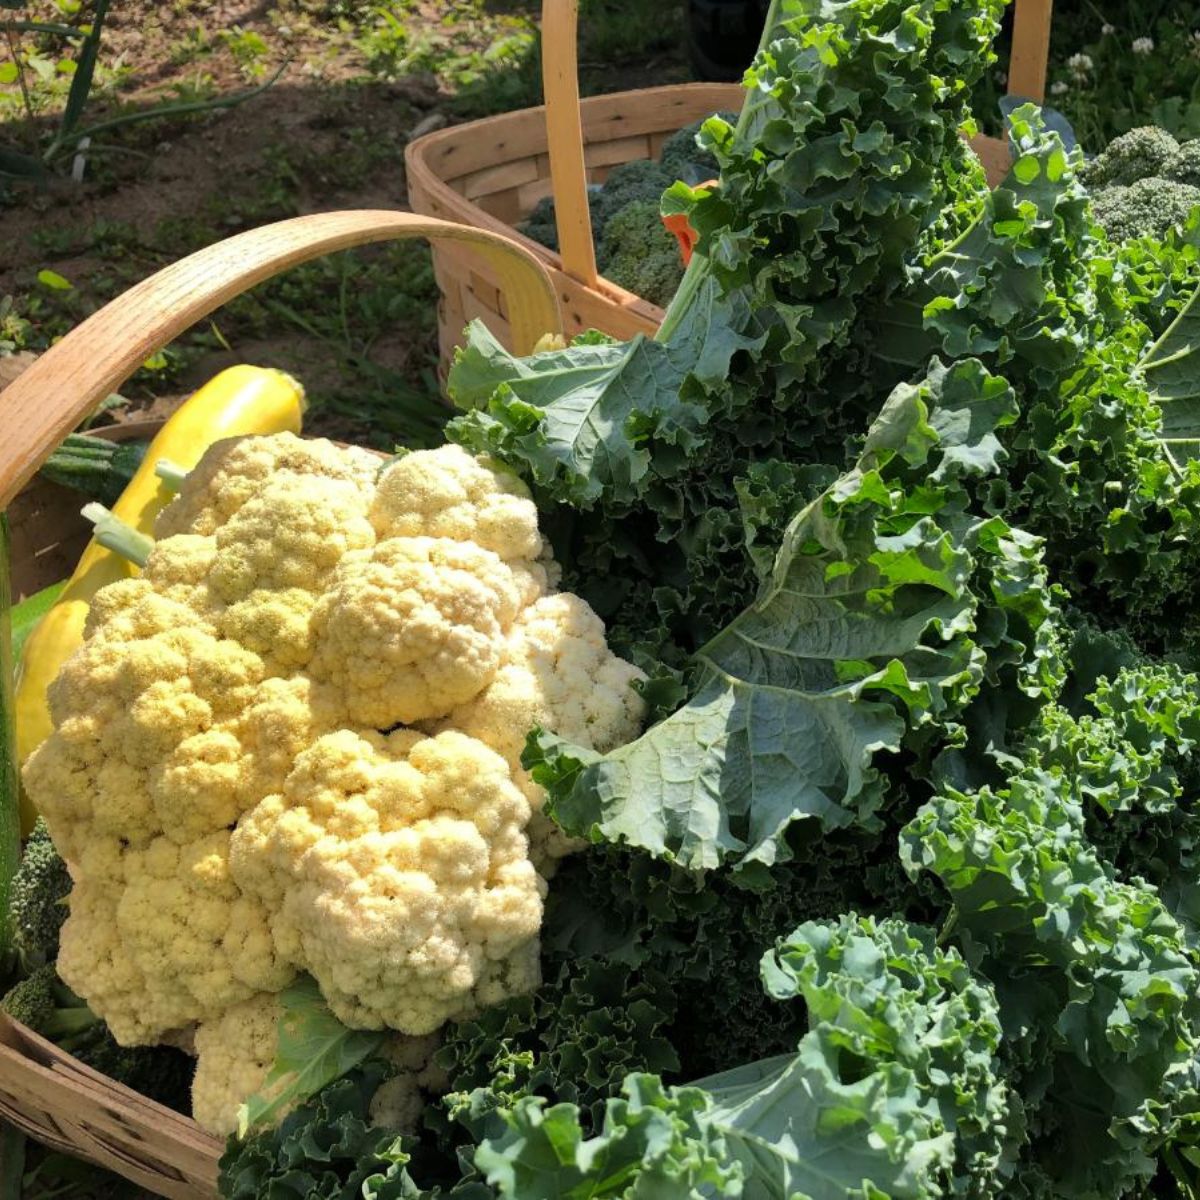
[81,504,153,567]
[654,0,785,344]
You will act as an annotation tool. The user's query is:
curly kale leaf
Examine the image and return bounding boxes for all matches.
[529,357,1056,873]
[473,916,1006,1200]
[901,767,1200,1197]
[875,108,1200,641]
[448,0,1006,664]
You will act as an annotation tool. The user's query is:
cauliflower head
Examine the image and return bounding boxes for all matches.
[22,434,645,1133]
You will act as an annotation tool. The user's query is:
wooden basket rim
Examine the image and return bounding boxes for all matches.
[405,80,747,328]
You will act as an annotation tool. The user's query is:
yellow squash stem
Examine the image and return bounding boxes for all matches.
[13,364,306,834]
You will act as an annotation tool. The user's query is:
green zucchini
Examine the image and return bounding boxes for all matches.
[38,434,151,507]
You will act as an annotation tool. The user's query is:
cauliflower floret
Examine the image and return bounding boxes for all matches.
[56,877,161,1045]
[231,729,542,1035]
[368,1073,424,1133]
[191,992,284,1136]
[308,537,523,727]
[370,445,546,566]
[157,432,382,538]
[218,588,319,672]
[368,1031,444,1132]
[208,474,376,603]
[142,535,224,619]
[110,834,293,1039]
[442,593,646,869]
[28,626,264,856]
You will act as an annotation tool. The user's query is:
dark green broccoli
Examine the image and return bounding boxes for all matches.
[658,113,736,183]
[1081,126,1181,189]
[1092,178,1200,244]
[1167,139,1200,187]
[9,819,72,972]
[588,158,673,232]
[519,193,562,253]
[2,965,194,1113]
[517,114,733,303]
[1081,126,1200,243]
[597,199,686,308]
[2,964,96,1041]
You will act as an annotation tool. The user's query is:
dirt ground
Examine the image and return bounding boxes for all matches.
[1,0,686,446]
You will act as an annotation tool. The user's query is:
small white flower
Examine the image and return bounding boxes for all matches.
[1132,36,1155,55]
[995,70,1008,87]
[1067,52,1093,76]
[1102,23,1116,35]
[1051,80,1070,95]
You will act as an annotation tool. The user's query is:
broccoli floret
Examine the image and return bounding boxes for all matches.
[83,1034,195,1114]
[1167,140,1200,187]
[518,193,561,252]
[658,113,736,183]
[1,965,194,1112]
[597,199,686,308]
[9,819,72,972]
[590,159,673,232]
[2,964,96,1041]
[1081,125,1181,188]
[1092,177,1200,244]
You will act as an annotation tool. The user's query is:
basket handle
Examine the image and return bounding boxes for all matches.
[542,0,599,288]
[1009,0,1053,104]
[0,209,562,509]
[539,0,1054,285]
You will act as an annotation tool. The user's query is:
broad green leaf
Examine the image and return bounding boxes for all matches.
[447,275,759,508]
[235,976,387,1137]
[530,359,1047,872]
[476,917,1005,1200]
[1139,212,1200,467]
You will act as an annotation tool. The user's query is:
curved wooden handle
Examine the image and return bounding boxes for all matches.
[542,0,598,288]
[1008,0,1053,104]
[0,210,562,509]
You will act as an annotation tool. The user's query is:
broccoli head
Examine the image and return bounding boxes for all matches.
[597,199,686,308]
[9,818,72,972]
[1167,140,1200,187]
[658,112,737,183]
[1081,126,1181,189]
[2,963,95,1041]
[1081,126,1200,243]
[1,965,193,1113]
[1092,177,1200,244]
[518,193,561,253]
[590,159,673,233]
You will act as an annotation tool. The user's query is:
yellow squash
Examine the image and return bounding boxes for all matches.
[14,364,305,833]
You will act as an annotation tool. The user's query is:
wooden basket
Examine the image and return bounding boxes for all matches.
[405,0,1054,378]
[0,209,562,1199]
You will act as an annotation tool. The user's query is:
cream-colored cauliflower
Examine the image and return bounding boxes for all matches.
[231,729,542,1035]
[22,434,646,1134]
[191,992,285,1136]
[157,432,382,538]
[368,1032,445,1132]
[370,445,542,562]
[208,474,376,603]
[308,537,525,727]
[442,593,646,868]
